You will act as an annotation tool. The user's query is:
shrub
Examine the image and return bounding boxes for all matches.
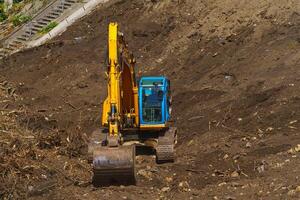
[38,21,58,34]
[11,14,31,26]
[10,2,25,13]
[0,3,7,22]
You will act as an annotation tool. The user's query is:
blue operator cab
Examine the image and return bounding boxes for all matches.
[139,76,171,129]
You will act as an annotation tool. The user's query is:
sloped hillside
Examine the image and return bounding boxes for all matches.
[0,0,299,199]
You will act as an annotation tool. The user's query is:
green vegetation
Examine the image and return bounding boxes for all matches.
[11,13,31,26]
[38,21,58,34]
[10,2,24,13]
[0,3,7,22]
[0,0,27,23]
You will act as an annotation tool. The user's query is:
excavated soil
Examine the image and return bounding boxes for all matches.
[0,0,300,199]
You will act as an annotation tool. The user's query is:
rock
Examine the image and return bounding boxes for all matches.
[295,186,300,193]
[212,52,219,57]
[256,165,265,173]
[135,156,143,164]
[289,120,297,124]
[287,189,296,196]
[224,75,233,81]
[178,181,190,191]
[233,154,240,160]
[231,182,242,187]
[161,186,170,192]
[223,154,229,159]
[288,144,300,154]
[231,171,239,178]
[246,142,252,148]
[165,177,173,182]
[74,37,83,42]
[218,182,227,186]
[28,185,34,192]
[225,196,236,200]
[137,169,152,180]
[150,167,158,173]
[258,128,264,134]
[41,174,47,179]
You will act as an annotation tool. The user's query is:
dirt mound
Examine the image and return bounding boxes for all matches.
[0,0,300,199]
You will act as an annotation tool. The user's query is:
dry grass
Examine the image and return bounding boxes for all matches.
[0,79,89,199]
[0,79,38,198]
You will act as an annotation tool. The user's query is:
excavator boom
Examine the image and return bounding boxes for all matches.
[89,23,137,185]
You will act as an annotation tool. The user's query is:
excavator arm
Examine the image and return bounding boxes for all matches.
[102,23,121,139]
[91,23,138,185]
[102,23,139,137]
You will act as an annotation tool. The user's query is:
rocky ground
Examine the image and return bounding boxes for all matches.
[0,0,300,199]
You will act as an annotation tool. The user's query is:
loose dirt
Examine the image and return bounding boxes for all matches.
[0,0,300,199]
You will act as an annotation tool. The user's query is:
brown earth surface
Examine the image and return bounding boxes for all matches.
[0,0,300,199]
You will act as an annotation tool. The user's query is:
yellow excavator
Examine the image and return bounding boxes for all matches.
[88,22,177,185]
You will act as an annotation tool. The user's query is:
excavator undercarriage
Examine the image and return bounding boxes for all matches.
[88,127,177,185]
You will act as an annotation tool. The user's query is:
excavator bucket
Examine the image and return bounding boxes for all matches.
[92,145,136,186]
